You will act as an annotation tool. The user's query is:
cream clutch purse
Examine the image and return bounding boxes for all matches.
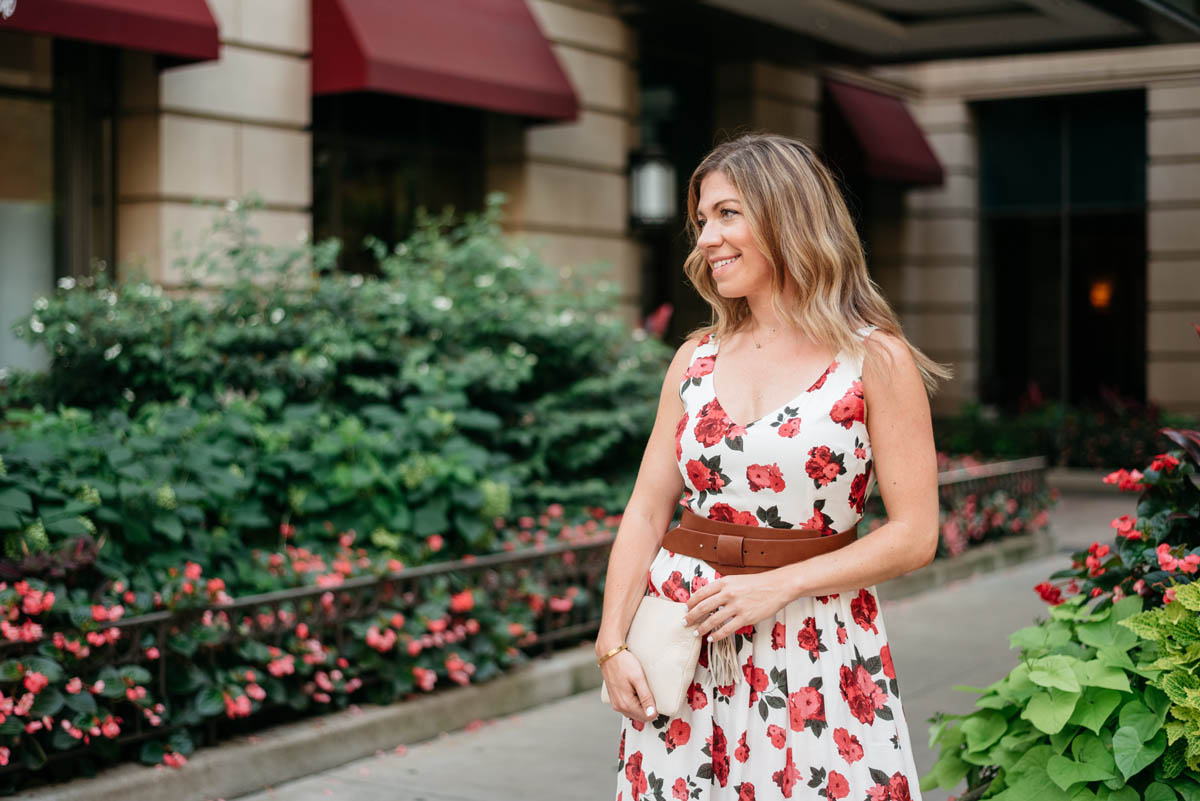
[599,596,702,718]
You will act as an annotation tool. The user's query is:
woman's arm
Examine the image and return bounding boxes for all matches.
[594,337,696,658]
[683,331,940,640]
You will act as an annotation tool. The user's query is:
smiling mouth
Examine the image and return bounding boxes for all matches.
[711,255,740,275]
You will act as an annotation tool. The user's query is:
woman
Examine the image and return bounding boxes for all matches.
[597,134,949,801]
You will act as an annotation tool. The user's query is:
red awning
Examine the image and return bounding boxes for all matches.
[824,80,943,186]
[312,0,578,122]
[0,0,219,62]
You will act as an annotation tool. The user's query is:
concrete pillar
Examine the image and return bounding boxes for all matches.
[115,0,311,287]
[714,61,820,144]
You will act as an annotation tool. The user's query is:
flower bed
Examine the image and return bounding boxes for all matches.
[924,430,1200,801]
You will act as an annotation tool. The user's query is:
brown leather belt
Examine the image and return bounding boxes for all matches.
[661,508,857,575]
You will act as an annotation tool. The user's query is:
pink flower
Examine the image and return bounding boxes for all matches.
[65,677,83,694]
[1181,554,1200,575]
[184,562,202,580]
[426,534,444,552]
[1158,544,1179,572]
[23,672,48,694]
[1102,469,1146,492]
[1165,587,1178,604]
[1110,515,1142,540]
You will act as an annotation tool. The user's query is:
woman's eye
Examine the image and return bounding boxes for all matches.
[720,208,737,218]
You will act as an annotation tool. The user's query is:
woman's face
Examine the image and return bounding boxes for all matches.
[695,171,772,300]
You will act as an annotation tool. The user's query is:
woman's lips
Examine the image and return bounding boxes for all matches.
[712,255,740,277]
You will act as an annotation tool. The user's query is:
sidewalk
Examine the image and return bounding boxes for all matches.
[229,492,1131,801]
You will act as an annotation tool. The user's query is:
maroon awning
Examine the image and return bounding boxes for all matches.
[312,0,578,122]
[0,0,219,62]
[824,80,944,186]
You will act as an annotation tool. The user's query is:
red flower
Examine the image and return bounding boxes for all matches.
[1150,452,1180,473]
[840,664,886,725]
[685,355,716,379]
[833,727,863,763]
[661,571,691,602]
[889,772,913,801]
[801,505,834,536]
[777,417,801,438]
[867,783,889,801]
[708,723,730,787]
[1110,514,1142,541]
[787,686,825,731]
[673,778,689,801]
[665,718,691,752]
[771,747,801,798]
[625,751,648,800]
[1034,581,1064,605]
[849,470,870,514]
[675,413,689,461]
[686,459,724,492]
[735,731,750,763]
[687,681,709,710]
[829,380,865,429]
[746,463,786,493]
[618,729,625,763]
[771,621,786,650]
[736,782,756,801]
[766,724,786,749]
[694,400,732,446]
[809,360,838,391]
[851,589,879,633]
[880,644,896,680]
[805,446,845,487]
[1102,468,1146,492]
[827,770,850,800]
[837,626,847,644]
[708,503,759,526]
[796,617,821,659]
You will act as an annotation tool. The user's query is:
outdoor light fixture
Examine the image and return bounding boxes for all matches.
[629,148,676,227]
[1089,279,1113,310]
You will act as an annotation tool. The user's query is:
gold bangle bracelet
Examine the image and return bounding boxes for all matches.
[596,643,628,667]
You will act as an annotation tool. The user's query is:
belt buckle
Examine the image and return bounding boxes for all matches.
[715,534,744,567]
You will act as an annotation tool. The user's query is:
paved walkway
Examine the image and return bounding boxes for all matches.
[233,492,1131,801]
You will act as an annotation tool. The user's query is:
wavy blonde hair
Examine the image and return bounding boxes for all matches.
[683,133,951,394]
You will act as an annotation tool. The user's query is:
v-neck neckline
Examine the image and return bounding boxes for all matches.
[709,335,843,429]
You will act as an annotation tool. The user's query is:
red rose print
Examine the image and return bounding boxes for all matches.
[687,682,709,710]
[849,470,870,514]
[889,772,913,801]
[743,657,769,704]
[808,360,838,391]
[735,731,750,763]
[625,751,648,800]
[694,399,732,446]
[686,459,725,492]
[618,729,625,762]
[827,770,850,800]
[830,380,865,429]
[736,782,756,801]
[685,355,716,379]
[699,333,711,345]
[777,417,801,438]
[631,718,645,731]
[675,413,689,461]
[691,575,709,592]
[661,571,691,602]
[805,445,846,487]
[772,747,801,798]
[787,686,825,731]
[881,644,896,680]
[664,718,690,752]
[708,503,759,526]
[832,727,863,763]
[708,722,730,787]
[867,783,889,801]
[771,621,786,650]
[672,778,688,801]
[796,616,821,659]
[767,723,786,749]
[840,664,886,725]
[837,626,848,644]
[851,589,879,633]
[802,505,834,536]
[746,463,786,493]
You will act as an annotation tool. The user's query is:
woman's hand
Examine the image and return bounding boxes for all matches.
[683,572,788,641]
[601,650,659,722]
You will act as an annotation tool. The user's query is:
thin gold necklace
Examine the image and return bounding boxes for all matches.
[750,325,779,350]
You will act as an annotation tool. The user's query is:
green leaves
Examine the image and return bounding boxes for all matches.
[1112,727,1166,780]
[1031,656,1083,693]
[1023,688,1082,734]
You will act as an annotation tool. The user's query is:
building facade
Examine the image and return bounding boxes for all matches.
[1,0,1198,415]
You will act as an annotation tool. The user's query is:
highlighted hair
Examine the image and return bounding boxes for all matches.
[683,133,951,394]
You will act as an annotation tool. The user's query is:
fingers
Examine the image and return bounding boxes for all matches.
[699,604,739,640]
[630,673,657,722]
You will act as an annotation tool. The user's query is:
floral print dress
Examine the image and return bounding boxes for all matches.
[614,326,922,801]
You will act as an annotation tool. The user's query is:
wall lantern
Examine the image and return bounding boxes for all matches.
[629,148,676,227]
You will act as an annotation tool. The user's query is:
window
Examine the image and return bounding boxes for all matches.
[313,94,485,274]
[976,90,1146,407]
[0,33,116,373]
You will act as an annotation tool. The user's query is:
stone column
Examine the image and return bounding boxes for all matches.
[714,62,820,143]
[486,0,640,324]
[1147,79,1200,414]
[115,0,311,287]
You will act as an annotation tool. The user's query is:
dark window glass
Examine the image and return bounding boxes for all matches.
[313,94,485,274]
[977,90,1146,408]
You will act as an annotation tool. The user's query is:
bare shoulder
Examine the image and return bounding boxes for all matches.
[861,329,918,384]
[664,334,705,383]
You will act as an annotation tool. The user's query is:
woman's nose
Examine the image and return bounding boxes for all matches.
[696,220,720,249]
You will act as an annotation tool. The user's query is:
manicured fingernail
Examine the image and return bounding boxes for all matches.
[706,636,713,643]
[681,616,688,626]
[645,706,655,717]
[692,629,699,638]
